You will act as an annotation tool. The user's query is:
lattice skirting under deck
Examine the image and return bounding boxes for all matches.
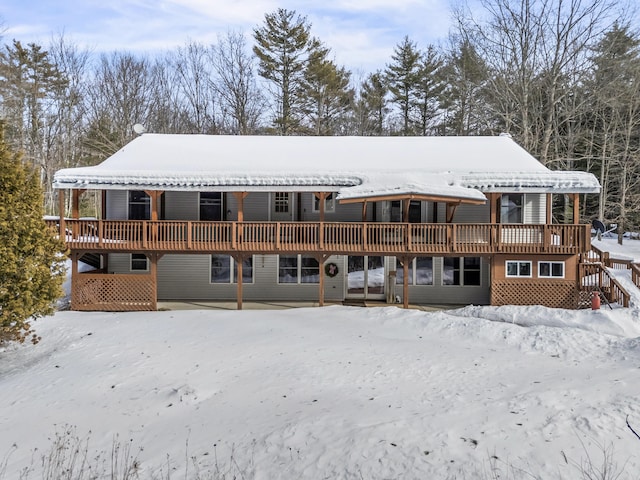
[72,273,157,311]
[491,280,578,309]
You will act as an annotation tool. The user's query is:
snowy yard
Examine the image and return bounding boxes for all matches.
[1,236,640,479]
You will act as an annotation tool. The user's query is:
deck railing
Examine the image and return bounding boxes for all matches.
[47,219,590,256]
[579,262,631,307]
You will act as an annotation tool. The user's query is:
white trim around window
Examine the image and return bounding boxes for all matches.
[210,255,254,284]
[505,260,532,278]
[538,261,565,278]
[130,253,149,272]
[278,255,320,284]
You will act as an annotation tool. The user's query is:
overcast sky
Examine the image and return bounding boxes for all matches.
[2,0,466,75]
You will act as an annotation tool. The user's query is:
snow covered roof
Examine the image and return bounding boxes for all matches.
[53,134,600,201]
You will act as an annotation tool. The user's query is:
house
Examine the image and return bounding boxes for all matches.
[51,134,600,311]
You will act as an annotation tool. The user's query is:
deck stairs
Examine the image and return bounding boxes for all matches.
[580,245,640,308]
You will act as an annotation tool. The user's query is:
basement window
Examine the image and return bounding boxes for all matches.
[211,255,254,284]
[538,261,564,278]
[131,254,149,271]
[505,260,532,278]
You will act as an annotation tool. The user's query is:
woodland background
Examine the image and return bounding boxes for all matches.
[0,0,639,231]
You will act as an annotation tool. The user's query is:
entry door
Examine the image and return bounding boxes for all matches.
[271,192,293,221]
[347,256,385,299]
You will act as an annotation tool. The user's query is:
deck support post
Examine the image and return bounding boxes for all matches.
[546,193,552,224]
[58,189,66,240]
[314,254,331,307]
[149,253,159,310]
[399,255,414,309]
[70,252,80,310]
[572,193,580,224]
[71,189,85,239]
[233,254,246,310]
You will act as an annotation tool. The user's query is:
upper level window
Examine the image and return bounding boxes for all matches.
[313,193,335,213]
[128,191,150,220]
[200,192,222,221]
[501,194,524,224]
[390,200,421,223]
[274,193,290,213]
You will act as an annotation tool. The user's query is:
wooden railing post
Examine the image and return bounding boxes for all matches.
[231,222,237,249]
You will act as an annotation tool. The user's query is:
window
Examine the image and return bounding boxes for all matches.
[211,255,253,283]
[131,254,148,271]
[390,200,421,223]
[278,255,319,284]
[274,193,290,213]
[505,260,532,278]
[200,192,222,221]
[539,261,564,278]
[128,191,150,220]
[396,257,433,285]
[313,193,335,213]
[500,193,524,224]
[443,257,481,286]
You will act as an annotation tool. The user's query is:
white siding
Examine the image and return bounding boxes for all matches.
[524,194,546,224]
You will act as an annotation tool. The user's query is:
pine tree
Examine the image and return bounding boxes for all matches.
[355,71,389,135]
[253,8,314,135]
[300,41,352,135]
[413,45,445,135]
[0,124,65,345]
[385,36,422,135]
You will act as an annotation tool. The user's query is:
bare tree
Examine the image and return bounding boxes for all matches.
[84,51,156,157]
[210,31,265,134]
[170,41,218,134]
[459,0,619,164]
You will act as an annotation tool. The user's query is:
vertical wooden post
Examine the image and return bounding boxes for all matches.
[58,189,66,240]
[572,193,580,224]
[71,189,83,239]
[546,193,553,224]
[403,256,410,309]
[70,252,79,310]
[488,193,498,224]
[362,201,368,222]
[315,254,329,307]
[150,253,158,311]
[235,255,244,310]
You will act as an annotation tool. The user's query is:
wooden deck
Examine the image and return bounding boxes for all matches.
[48,220,590,256]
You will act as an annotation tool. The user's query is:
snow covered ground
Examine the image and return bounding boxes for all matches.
[1,240,640,479]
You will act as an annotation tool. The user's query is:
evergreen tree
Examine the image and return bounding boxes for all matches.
[355,71,389,135]
[300,41,352,135]
[413,45,445,135]
[253,8,314,135]
[440,39,490,135]
[0,124,65,345]
[385,36,422,135]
